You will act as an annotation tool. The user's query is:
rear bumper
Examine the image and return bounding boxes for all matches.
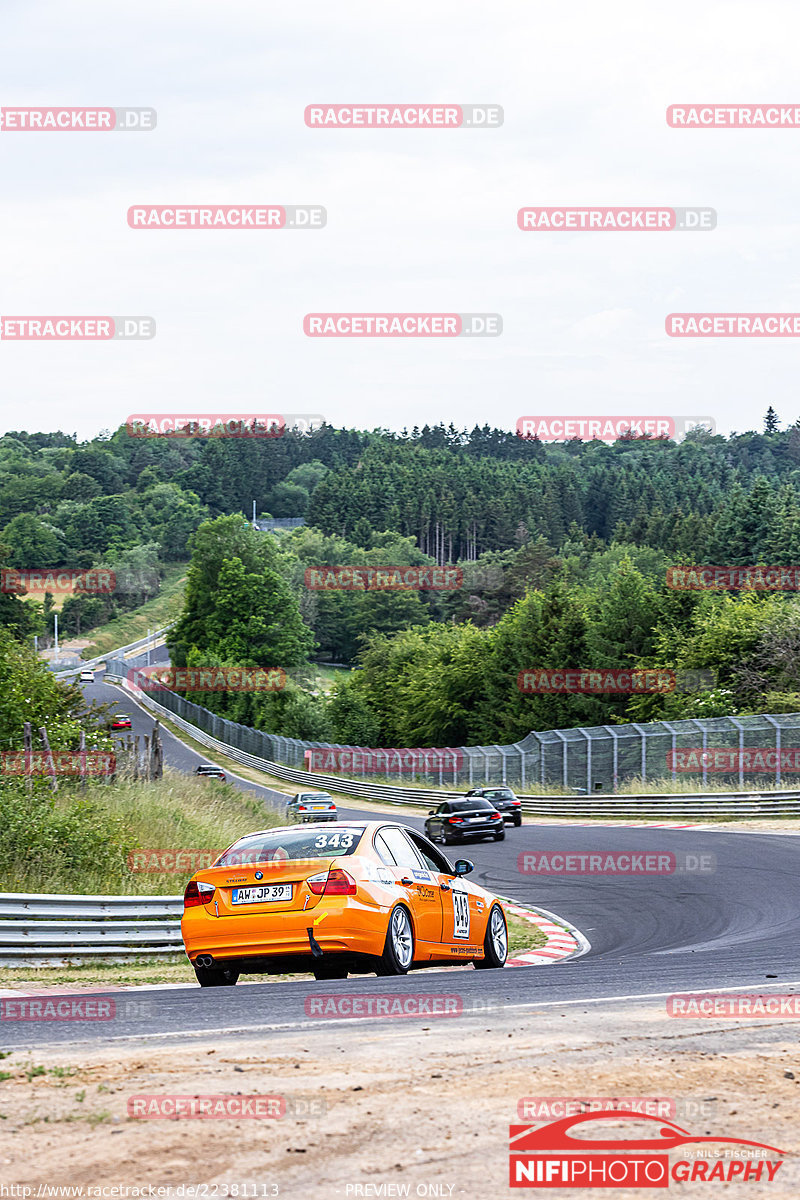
[446,822,504,838]
[182,898,385,963]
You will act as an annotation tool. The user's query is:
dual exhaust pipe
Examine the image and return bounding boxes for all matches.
[195,954,215,969]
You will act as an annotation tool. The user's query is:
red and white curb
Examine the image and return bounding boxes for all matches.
[500,898,589,967]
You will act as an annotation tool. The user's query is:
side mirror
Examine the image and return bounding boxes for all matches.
[454,859,474,876]
[428,810,436,816]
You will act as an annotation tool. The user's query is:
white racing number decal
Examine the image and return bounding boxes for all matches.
[313,831,355,850]
[452,889,470,940]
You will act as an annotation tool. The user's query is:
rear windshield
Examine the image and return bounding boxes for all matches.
[297,793,331,802]
[451,799,494,812]
[484,788,515,800]
[216,826,365,866]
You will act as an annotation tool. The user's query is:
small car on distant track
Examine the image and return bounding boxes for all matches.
[424,797,505,844]
[181,820,508,986]
[79,669,94,684]
[286,791,337,823]
[110,713,132,730]
[195,764,226,782]
[465,785,523,827]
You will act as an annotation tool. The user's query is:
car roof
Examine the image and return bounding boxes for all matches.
[225,819,419,840]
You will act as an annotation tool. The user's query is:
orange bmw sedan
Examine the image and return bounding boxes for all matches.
[181,820,508,986]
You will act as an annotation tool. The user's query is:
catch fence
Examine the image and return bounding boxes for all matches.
[110,660,800,792]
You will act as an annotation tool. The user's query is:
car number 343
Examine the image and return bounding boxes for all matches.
[452,890,470,939]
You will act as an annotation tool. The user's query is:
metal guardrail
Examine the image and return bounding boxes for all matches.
[123,681,800,818]
[0,892,183,967]
[53,626,172,680]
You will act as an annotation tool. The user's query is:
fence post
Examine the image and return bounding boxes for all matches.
[630,724,648,783]
[661,722,678,783]
[603,726,620,792]
[23,721,32,793]
[576,728,591,793]
[763,716,781,787]
[689,720,708,788]
[728,717,745,789]
[38,726,57,792]
[554,731,568,789]
[78,730,86,792]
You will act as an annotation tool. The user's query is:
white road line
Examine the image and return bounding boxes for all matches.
[11,979,800,1049]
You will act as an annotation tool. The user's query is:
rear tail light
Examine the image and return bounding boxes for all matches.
[512,800,521,806]
[184,880,215,909]
[448,816,464,824]
[490,811,501,819]
[297,805,307,811]
[306,868,357,896]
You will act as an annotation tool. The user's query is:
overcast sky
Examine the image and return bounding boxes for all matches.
[1,0,799,442]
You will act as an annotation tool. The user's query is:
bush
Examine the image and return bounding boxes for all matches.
[0,785,133,891]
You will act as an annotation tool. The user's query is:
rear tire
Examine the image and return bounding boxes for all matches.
[312,961,349,980]
[375,905,414,976]
[194,963,239,987]
[474,905,508,970]
[513,817,522,828]
[494,829,506,841]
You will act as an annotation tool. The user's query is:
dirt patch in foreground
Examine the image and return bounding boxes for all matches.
[0,1002,798,1197]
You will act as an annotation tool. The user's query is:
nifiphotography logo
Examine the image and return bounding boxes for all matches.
[508,1111,785,1187]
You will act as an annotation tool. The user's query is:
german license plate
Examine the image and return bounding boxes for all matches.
[231,884,292,904]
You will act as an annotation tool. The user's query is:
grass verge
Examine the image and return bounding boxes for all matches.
[0,769,280,895]
[77,563,188,660]
[505,911,547,956]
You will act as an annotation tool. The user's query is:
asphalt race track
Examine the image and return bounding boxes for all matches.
[8,665,800,1049]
